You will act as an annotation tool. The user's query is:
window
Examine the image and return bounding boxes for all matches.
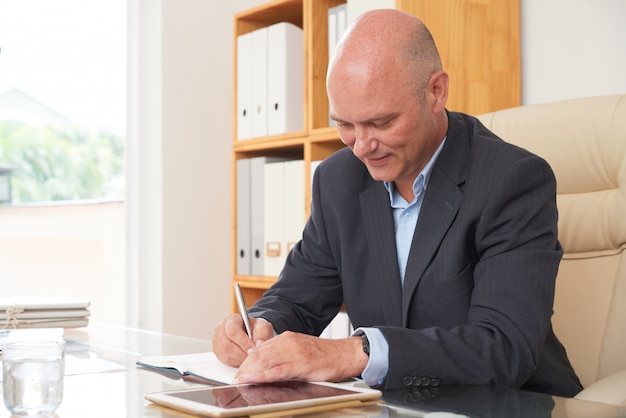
[0,0,126,204]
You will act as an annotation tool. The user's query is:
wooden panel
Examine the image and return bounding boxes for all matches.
[304,0,346,131]
[397,0,520,114]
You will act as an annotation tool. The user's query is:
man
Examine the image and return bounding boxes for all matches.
[213,9,583,397]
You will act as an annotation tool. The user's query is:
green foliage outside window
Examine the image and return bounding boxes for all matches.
[0,120,124,203]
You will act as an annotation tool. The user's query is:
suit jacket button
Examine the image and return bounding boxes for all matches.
[431,378,440,386]
[412,377,422,386]
[421,377,431,386]
[402,376,413,387]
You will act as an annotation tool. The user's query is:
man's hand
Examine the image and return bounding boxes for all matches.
[233,331,368,384]
[212,313,274,367]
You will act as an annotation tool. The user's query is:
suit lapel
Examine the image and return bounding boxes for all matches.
[401,113,469,325]
[360,182,403,327]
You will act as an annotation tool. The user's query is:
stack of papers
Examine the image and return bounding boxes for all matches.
[0,297,90,329]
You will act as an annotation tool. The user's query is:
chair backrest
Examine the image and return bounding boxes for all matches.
[476,95,626,388]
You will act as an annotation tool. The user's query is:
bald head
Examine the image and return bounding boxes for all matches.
[326,9,449,195]
[328,9,442,100]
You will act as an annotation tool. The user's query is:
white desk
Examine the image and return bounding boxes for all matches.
[6,323,623,417]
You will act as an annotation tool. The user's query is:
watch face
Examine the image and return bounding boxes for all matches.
[362,335,370,356]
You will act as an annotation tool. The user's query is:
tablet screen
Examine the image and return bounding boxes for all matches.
[168,380,361,409]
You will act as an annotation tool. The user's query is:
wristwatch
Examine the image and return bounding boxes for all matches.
[361,334,370,356]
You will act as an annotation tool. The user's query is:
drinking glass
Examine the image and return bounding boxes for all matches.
[2,340,65,416]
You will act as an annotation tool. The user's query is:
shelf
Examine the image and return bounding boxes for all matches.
[234,133,306,157]
[309,127,340,142]
[232,276,278,310]
[235,0,303,36]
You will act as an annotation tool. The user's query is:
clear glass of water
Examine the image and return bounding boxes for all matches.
[2,340,65,416]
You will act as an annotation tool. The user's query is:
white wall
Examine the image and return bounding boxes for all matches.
[127,0,164,334]
[521,0,626,104]
[128,0,267,340]
[129,0,626,340]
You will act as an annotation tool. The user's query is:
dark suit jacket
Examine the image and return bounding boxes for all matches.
[249,111,583,397]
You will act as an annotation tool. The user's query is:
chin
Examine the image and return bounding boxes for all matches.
[365,168,392,183]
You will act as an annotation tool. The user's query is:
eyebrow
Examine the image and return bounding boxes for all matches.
[330,112,398,125]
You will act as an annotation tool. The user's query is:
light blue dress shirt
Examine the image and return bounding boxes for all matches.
[356,137,446,386]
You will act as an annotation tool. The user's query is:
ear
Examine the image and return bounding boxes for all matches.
[427,70,449,113]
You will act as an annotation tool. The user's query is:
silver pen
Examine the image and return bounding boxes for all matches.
[234,283,253,339]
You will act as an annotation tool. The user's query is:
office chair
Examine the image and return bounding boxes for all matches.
[477,94,626,406]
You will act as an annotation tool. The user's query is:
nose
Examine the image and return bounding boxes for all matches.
[353,126,376,158]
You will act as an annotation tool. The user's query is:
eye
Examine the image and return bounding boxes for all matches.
[372,119,393,129]
[336,121,354,130]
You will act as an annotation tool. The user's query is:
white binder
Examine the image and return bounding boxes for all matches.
[263,160,286,277]
[236,159,252,275]
[245,158,306,278]
[310,160,323,189]
[283,160,305,255]
[327,7,341,127]
[251,27,269,137]
[236,32,254,140]
[328,6,338,62]
[337,4,347,42]
[250,157,267,276]
[267,22,304,136]
[328,4,347,58]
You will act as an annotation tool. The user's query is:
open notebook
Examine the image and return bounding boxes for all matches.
[136,352,238,385]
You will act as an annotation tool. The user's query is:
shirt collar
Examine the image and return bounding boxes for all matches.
[383,136,447,204]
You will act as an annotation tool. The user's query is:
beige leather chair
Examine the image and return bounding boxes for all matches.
[477,95,626,406]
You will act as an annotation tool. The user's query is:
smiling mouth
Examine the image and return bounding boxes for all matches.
[365,154,390,167]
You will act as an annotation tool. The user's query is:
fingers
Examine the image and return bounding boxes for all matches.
[234,333,368,384]
[212,313,256,367]
[234,332,309,384]
[251,317,275,344]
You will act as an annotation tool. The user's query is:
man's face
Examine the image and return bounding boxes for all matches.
[328,65,441,192]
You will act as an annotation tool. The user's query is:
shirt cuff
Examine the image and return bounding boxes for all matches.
[353,327,389,387]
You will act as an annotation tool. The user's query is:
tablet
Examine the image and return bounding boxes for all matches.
[145,380,382,417]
